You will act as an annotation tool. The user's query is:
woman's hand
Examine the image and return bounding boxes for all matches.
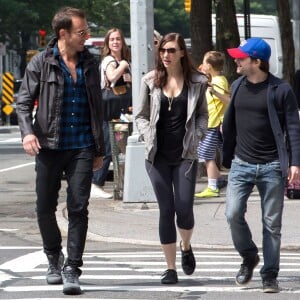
[123,72,131,83]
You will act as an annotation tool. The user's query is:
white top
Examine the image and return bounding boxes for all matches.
[100,55,116,89]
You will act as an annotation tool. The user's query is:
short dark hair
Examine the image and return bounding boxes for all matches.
[250,57,270,73]
[52,7,86,37]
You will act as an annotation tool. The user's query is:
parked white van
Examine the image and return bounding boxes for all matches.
[212,14,283,78]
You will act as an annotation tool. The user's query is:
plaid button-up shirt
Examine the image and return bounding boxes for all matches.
[54,46,94,150]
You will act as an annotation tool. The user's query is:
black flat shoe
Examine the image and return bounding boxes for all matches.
[161,269,178,284]
[180,241,196,275]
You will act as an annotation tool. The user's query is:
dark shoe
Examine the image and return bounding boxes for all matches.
[235,255,260,286]
[217,178,228,190]
[161,269,178,284]
[263,278,279,293]
[180,241,196,275]
[62,265,82,295]
[46,251,64,284]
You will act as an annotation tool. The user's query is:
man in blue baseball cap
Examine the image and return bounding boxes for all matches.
[223,37,300,293]
[227,37,271,61]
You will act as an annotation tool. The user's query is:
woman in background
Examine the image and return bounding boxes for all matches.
[90,28,131,199]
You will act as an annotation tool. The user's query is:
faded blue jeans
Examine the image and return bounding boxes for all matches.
[92,121,111,187]
[225,156,285,279]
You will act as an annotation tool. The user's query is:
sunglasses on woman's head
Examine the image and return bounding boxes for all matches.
[159,47,179,54]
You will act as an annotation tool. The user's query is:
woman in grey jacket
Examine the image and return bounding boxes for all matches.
[135,33,208,284]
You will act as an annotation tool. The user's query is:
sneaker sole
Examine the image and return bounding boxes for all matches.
[161,280,178,284]
[263,287,279,293]
[63,286,82,295]
[47,276,62,285]
[194,195,220,198]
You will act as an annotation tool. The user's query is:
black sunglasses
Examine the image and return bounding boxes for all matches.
[159,47,179,54]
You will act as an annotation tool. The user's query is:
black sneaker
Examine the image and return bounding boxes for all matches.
[62,265,82,295]
[263,278,279,293]
[161,269,178,284]
[217,178,228,190]
[235,254,260,286]
[180,241,196,275]
[46,251,64,284]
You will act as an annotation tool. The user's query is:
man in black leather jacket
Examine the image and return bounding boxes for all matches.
[17,7,104,295]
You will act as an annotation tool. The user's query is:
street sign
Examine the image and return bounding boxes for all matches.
[2,72,14,115]
[2,104,13,115]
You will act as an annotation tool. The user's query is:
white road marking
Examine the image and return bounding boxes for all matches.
[2,284,300,293]
[0,162,34,173]
[0,228,19,232]
[0,246,41,249]
[0,137,21,143]
[2,249,300,295]
[0,249,45,271]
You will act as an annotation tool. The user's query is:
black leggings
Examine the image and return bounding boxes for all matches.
[145,157,197,244]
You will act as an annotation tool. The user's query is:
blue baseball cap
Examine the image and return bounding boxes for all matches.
[227,37,271,61]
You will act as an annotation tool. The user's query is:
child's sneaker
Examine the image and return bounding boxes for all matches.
[195,187,219,198]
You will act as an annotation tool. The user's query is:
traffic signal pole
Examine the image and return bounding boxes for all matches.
[123,0,156,203]
[243,0,251,39]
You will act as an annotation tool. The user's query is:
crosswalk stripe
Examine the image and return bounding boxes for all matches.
[0,137,21,143]
[2,248,300,295]
[3,284,300,293]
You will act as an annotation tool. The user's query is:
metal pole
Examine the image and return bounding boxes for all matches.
[243,0,251,39]
[292,0,300,70]
[130,0,154,124]
[123,0,156,202]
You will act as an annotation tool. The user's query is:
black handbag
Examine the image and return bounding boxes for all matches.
[101,86,132,121]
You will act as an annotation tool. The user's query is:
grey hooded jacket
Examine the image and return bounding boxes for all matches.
[135,70,208,163]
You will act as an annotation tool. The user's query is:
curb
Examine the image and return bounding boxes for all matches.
[56,202,300,251]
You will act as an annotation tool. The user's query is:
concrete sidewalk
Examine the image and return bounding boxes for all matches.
[57,177,300,249]
[3,124,298,249]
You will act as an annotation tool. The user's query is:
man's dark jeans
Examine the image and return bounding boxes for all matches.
[35,147,94,268]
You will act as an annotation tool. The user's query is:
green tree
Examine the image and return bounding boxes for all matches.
[215,0,240,83]
[154,0,189,37]
[234,0,277,14]
[277,0,294,84]
[82,0,131,37]
[190,0,212,67]
[190,0,240,83]
[0,0,78,75]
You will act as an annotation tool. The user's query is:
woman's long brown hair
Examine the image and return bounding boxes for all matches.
[101,28,131,61]
[154,32,199,88]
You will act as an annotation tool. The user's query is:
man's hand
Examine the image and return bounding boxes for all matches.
[93,156,104,171]
[288,166,300,184]
[22,134,41,156]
